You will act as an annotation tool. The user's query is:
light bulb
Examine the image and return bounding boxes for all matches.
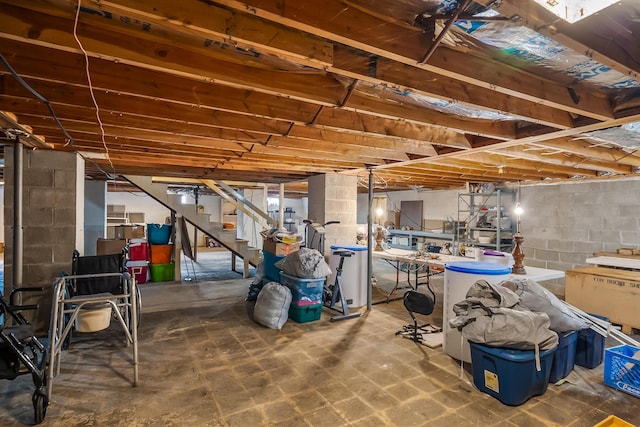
[514,203,523,216]
[375,207,383,217]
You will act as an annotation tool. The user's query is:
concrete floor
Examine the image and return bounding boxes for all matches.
[1,250,639,426]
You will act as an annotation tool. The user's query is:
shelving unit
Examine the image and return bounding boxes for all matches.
[283,207,295,232]
[106,205,145,239]
[221,200,237,229]
[457,190,515,252]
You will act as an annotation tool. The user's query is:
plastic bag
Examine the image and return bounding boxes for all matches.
[275,247,331,279]
[253,282,292,330]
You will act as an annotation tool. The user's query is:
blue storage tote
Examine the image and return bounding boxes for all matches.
[576,314,608,369]
[279,272,324,305]
[469,341,556,406]
[549,330,578,383]
[147,224,172,245]
[288,302,322,323]
[604,344,640,399]
[262,250,284,282]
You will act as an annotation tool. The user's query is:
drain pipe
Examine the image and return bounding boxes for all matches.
[12,137,23,289]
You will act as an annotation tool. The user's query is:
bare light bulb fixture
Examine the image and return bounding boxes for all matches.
[514,202,524,233]
[511,188,526,274]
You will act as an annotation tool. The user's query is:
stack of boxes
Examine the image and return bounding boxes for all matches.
[147,224,175,282]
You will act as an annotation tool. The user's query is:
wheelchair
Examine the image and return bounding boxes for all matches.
[1,287,49,424]
[48,249,141,398]
[63,250,141,344]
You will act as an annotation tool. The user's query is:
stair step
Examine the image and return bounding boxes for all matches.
[124,175,264,269]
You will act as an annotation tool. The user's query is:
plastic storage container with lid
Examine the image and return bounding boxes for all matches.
[575,314,608,369]
[443,261,511,362]
[548,330,578,383]
[469,341,557,406]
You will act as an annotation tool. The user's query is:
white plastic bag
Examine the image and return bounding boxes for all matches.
[253,282,292,330]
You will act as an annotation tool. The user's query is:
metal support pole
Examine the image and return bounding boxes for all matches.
[366,169,373,310]
[278,183,284,229]
[193,186,199,260]
[12,137,23,289]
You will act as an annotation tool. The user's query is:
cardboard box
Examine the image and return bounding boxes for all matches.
[115,225,145,240]
[97,238,127,255]
[263,239,300,256]
[565,266,640,330]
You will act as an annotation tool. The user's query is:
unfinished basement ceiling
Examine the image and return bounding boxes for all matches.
[1,0,640,192]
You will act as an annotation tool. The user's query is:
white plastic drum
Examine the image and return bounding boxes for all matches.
[328,244,368,307]
[443,261,511,362]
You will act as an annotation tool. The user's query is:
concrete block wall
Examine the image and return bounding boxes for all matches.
[308,173,358,256]
[521,179,640,275]
[4,147,82,331]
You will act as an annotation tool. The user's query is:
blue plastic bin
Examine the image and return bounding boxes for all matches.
[549,330,578,383]
[279,272,324,305]
[469,341,556,406]
[604,344,640,399]
[147,223,172,245]
[262,250,284,282]
[576,314,608,369]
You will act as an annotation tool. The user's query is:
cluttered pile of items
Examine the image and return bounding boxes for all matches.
[246,229,330,328]
[448,278,640,406]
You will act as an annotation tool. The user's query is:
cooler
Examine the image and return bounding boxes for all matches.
[128,238,149,261]
[444,261,511,362]
[127,260,149,284]
[327,244,367,307]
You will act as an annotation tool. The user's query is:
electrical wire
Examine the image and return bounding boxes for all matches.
[72,0,115,174]
[0,53,75,146]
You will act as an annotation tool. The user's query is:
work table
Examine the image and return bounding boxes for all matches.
[372,247,565,282]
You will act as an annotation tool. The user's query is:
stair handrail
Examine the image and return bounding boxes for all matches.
[200,179,277,229]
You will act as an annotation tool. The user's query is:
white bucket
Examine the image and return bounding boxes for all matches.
[443,261,511,362]
[76,304,112,332]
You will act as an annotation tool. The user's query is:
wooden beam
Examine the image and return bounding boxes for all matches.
[215,0,616,120]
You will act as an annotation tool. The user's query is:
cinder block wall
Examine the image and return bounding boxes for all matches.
[4,147,82,331]
[520,179,640,296]
[308,173,358,256]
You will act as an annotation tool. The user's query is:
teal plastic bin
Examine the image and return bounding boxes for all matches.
[262,250,284,282]
[147,224,172,245]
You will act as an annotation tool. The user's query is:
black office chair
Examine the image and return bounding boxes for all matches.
[395,290,442,344]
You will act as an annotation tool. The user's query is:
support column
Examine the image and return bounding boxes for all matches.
[4,148,84,332]
[308,173,358,257]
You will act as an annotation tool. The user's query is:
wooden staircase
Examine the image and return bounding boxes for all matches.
[123,175,265,277]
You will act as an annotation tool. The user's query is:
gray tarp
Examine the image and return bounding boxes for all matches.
[275,247,332,279]
[500,278,590,332]
[450,280,558,351]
